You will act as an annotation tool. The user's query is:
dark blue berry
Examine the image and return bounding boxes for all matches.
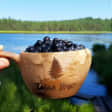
[34,40,42,47]
[73,44,77,48]
[77,44,85,50]
[63,46,68,51]
[41,44,46,51]
[25,46,36,52]
[66,41,73,47]
[37,47,42,52]
[44,40,51,46]
[70,45,76,51]
[53,38,58,42]
[25,36,86,53]
[43,36,50,41]
[56,47,64,52]
[53,38,59,44]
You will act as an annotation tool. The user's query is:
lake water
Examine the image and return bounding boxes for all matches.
[0,33,112,98]
[0,33,112,53]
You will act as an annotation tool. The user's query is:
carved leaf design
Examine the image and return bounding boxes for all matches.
[50,57,62,79]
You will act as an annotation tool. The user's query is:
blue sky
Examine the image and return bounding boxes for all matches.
[0,0,112,21]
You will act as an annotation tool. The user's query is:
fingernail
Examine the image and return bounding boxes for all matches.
[0,60,6,67]
[0,45,3,50]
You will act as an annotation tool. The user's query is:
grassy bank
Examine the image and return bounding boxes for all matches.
[0,60,95,112]
[92,44,112,95]
[0,30,112,34]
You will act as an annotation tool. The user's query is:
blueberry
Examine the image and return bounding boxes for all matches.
[42,47,51,52]
[25,36,86,53]
[73,43,77,48]
[42,48,49,52]
[62,41,66,46]
[77,44,85,50]
[43,36,50,41]
[34,40,42,47]
[56,47,64,52]
[25,46,36,52]
[66,41,73,47]
[69,45,75,51]
[37,46,42,52]
[63,40,68,44]
[58,39,63,43]
[53,38,59,44]
[53,38,58,42]
[59,40,64,46]
[41,44,50,52]
[46,46,51,52]
[41,44,46,51]
[63,46,68,51]
[44,40,51,46]
[55,43,62,48]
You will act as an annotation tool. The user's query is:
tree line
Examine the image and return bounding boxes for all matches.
[0,17,112,31]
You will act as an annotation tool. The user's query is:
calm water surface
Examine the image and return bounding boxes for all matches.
[0,33,112,97]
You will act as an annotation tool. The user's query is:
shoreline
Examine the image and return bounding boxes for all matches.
[0,30,112,34]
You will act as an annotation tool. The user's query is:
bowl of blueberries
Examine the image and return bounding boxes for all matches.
[0,36,91,99]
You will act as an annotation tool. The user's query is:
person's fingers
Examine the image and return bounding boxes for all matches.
[0,45,10,69]
[0,58,10,69]
[0,45,3,51]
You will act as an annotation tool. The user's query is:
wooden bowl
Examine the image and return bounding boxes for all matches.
[0,48,91,99]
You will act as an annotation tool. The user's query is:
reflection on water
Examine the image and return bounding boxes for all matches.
[69,69,107,105]
[0,33,111,96]
[78,69,107,96]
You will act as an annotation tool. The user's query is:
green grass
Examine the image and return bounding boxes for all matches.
[0,30,112,34]
[79,104,95,112]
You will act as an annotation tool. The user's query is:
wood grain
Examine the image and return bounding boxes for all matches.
[50,57,62,79]
[18,48,91,99]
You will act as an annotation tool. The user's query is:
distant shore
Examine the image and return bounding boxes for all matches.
[0,30,112,34]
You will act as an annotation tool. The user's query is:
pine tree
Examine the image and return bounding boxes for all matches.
[50,58,62,78]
